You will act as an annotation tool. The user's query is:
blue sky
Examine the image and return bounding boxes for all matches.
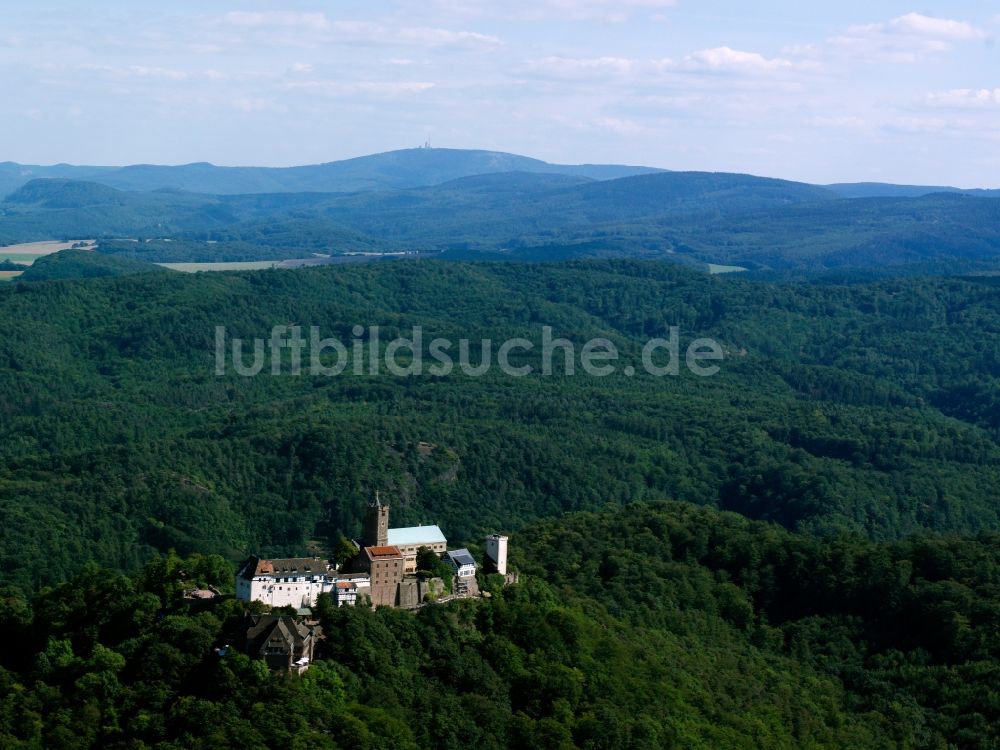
[1,1,997,185]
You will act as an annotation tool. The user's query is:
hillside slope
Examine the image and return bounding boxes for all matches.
[0,261,998,593]
[18,248,171,281]
[4,172,1000,272]
[1,500,998,748]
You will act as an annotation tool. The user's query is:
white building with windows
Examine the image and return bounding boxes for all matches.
[485,534,508,575]
[443,548,477,578]
[334,574,372,607]
[236,556,370,608]
[387,525,448,572]
[443,548,478,596]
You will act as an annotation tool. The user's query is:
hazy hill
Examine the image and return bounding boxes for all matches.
[0,179,240,243]
[2,169,834,247]
[0,179,379,256]
[298,170,833,239]
[235,172,1000,271]
[0,161,116,200]
[561,170,836,208]
[0,148,663,197]
[826,182,1000,199]
[5,148,1000,202]
[3,171,999,272]
[680,192,1000,270]
[5,178,129,209]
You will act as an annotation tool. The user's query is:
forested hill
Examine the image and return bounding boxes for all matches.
[0,260,998,594]
[3,172,1000,272]
[826,181,1000,199]
[18,249,169,281]
[1,501,998,748]
[0,148,663,197]
[4,148,997,199]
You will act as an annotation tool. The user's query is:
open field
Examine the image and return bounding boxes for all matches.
[707,263,748,274]
[157,255,401,272]
[0,240,95,255]
[158,261,281,273]
[0,271,23,281]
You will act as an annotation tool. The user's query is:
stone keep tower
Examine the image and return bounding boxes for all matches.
[484,534,508,575]
[363,492,389,548]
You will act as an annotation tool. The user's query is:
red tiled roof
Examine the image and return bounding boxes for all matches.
[239,556,333,580]
[365,545,402,558]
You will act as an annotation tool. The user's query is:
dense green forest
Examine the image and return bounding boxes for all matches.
[2,255,999,747]
[3,170,1000,272]
[18,249,170,281]
[0,259,998,594]
[1,501,998,749]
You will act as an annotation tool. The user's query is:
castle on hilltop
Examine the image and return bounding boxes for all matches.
[236,495,510,610]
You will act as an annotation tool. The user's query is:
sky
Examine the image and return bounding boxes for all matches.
[1,1,998,186]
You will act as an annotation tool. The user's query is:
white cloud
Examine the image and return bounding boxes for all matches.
[530,56,637,77]
[925,88,1000,108]
[225,12,330,30]
[541,112,648,135]
[286,80,435,96]
[426,0,676,22]
[781,43,821,56]
[807,115,870,130]
[330,20,385,36]
[888,13,987,40]
[397,27,501,47]
[124,65,188,81]
[524,48,804,87]
[873,112,1000,147]
[354,81,435,94]
[832,13,988,62]
[631,93,705,111]
[684,47,794,73]
[537,0,676,19]
[231,97,287,113]
[216,15,502,57]
[595,116,645,134]
[881,115,950,134]
[80,64,189,81]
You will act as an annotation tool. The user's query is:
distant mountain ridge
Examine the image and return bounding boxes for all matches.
[0,148,663,197]
[826,182,1000,199]
[3,169,1000,273]
[4,148,1000,201]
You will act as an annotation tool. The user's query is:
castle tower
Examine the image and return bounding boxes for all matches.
[484,534,508,575]
[363,491,389,548]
